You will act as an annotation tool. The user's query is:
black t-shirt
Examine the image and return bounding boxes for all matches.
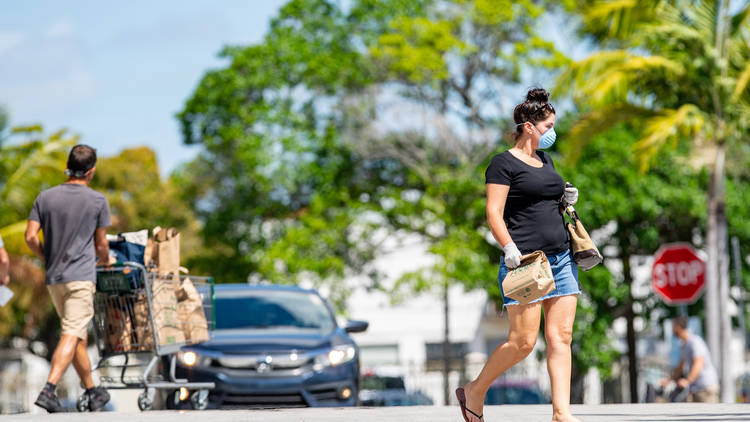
[485,150,568,255]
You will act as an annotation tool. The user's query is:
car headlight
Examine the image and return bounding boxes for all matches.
[314,345,356,370]
[178,351,211,367]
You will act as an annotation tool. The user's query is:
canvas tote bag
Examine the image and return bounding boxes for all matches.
[502,250,555,305]
[564,205,603,271]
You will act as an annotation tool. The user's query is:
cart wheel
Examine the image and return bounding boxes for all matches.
[77,393,90,412]
[190,389,209,411]
[137,391,153,411]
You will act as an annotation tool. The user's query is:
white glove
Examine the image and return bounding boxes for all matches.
[503,242,522,269]
[563,185,578,205]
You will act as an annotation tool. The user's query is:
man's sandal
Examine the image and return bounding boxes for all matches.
[455,388,484,421]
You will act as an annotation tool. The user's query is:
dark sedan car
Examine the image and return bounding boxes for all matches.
[170,284,368,409]
[484,379,549,405]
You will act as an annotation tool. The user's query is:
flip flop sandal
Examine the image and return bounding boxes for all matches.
[455,388,484,421]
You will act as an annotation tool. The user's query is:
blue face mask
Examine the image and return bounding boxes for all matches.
[534,125,556,149]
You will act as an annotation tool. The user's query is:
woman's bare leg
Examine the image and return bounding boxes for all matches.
[462,302,542,422]
[543,295,580,422]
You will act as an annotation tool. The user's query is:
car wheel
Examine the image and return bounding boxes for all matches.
[190,389,209,410]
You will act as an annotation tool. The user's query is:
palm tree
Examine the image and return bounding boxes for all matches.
[0,126,76,252]
[557,0,750,403]
[0,126,76,348]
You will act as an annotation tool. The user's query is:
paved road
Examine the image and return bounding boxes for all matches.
[5,404,750,421]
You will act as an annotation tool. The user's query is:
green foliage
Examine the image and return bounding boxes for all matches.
[0,126,77,253]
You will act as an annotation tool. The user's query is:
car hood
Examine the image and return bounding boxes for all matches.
[188,328,337,355]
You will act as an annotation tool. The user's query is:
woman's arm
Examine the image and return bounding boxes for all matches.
[486,184,513,247]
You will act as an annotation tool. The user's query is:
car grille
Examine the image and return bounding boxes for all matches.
[211,352,310,375]
[216,391,307,408]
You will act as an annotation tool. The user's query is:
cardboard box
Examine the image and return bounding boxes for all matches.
[501,250,555,305]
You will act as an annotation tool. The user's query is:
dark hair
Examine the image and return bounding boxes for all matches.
[66,144,97,178]
[512,88,556,140]
[674,316,688,330]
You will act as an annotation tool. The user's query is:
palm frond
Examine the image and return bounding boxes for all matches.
[634,104,708,171]
[730,1,750,35]
[1,130,77,206]
[558,50,684,106]
[731,61,750,102]
[562,103,654,164]
[581,0,661,39]
[689,0,720,36]
[0,221,32,256]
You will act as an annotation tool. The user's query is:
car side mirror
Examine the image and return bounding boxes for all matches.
[344,319,368,333]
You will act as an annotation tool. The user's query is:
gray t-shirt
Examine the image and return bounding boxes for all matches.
[29,184,111,285]
[0,233,4,248]
[680,334,719,392]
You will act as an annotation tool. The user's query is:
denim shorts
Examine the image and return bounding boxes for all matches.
[499,249,580,307]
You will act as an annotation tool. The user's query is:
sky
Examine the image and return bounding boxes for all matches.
[0,0,287,175]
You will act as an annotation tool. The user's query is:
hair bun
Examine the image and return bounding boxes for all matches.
[526,88,549,103]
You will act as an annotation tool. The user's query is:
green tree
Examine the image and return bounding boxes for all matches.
[557,0,750,401]
[90,147,203,264]
[175,0,434,289]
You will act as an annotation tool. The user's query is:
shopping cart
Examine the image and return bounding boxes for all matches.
[83,262,215,411]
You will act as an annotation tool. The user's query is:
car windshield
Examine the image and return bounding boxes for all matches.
[215,289,335,333]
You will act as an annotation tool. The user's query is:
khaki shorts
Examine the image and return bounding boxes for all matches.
[689,386,720,403]
[47,281,96,340]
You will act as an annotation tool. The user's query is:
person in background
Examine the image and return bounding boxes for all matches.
[0,234,9,286]
[25,145,112,413]
[661,316,720,403]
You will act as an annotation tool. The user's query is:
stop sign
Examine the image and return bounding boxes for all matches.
[652,243,706,305]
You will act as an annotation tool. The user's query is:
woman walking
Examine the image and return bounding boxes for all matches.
[456,88,581,422]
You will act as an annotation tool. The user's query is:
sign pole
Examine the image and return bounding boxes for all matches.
[679,305,688,318]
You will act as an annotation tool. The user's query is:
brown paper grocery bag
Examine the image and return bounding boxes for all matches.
[176,277,210,343]
[501,250,555,305]
[143,227,181,274]
[150,275,186,346]
[132,293,154,351]
[105,297,134,353]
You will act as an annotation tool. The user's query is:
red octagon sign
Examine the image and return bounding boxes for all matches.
[652,243,706,305]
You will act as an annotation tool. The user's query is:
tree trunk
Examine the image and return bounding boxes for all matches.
[622,253,638,403]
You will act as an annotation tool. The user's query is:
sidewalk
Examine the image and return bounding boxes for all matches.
[5,404,750,421]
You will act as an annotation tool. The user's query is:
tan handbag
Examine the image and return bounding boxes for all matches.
[564,205,603,271]
[502,251,555,305]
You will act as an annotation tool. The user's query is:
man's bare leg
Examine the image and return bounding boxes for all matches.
[47,334,80,385]
[71,337,95,389]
